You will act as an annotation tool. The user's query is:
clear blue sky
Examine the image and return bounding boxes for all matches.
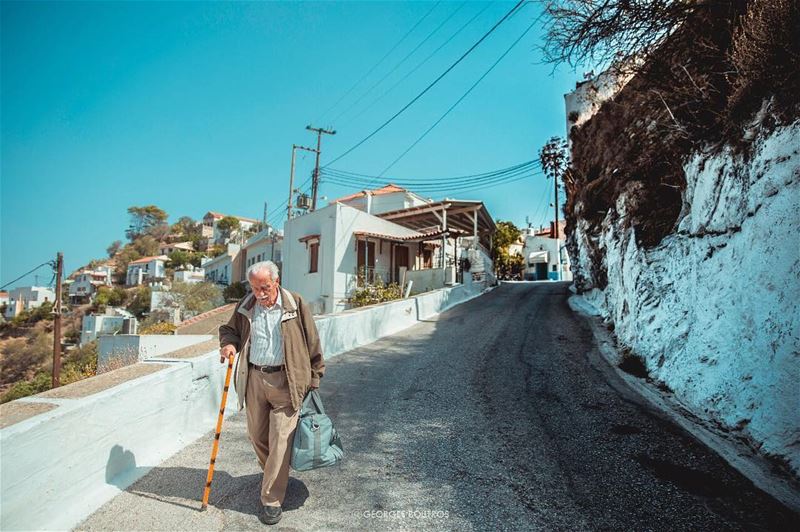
[1,1,579,289]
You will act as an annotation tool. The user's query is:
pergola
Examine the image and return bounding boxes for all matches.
[376,200,496,251]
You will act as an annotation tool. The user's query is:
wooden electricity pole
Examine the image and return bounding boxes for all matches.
[306,125,336,211]
[52,252,63,388]
[553,173,559,241]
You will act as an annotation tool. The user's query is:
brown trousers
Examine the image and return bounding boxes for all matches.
[245,368,299,507]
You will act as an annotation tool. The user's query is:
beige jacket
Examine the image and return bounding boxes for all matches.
[219,288,325,411]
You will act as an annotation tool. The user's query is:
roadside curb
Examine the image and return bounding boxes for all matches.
[568,294,800,514]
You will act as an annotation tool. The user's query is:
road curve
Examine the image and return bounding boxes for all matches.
[79,282,799,531]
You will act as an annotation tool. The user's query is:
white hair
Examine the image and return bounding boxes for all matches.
[247,261,280,281]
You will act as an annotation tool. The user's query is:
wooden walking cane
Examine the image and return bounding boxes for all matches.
[200,356,234,510]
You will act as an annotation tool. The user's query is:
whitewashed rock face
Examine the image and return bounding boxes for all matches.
[572,123,800,474]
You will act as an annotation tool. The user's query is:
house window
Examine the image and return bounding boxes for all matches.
[309,242,319,273]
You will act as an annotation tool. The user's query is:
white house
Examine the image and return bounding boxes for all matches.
[201,211,259,244]
[173,267,206,284]
[204,243,243,286]
[69,267,113,304]
[564,67,637,144]
[282,189,496,315]
[243,227,283,274]
[80,308,136,345]
[4,286,57,318]
[126,255,168,286]
[523,221,573,281]
[158,241,195,256]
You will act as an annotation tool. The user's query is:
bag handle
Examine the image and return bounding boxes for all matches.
[301,389,326,416]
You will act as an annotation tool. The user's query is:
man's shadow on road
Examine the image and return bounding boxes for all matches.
[105,445,309,516]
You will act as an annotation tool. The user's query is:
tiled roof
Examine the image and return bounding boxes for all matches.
[205,211,260,224]
[353,228,468,242]
[332,184,407,203]
[128,255,169,265]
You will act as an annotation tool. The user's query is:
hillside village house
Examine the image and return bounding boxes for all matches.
[3,286,56,318]
[173,266,206,284]
[523,220,573,281]
[0,291,9,307]
[80,308,136,345]
[126,255,168,286]
[243,227,283,272]
[68,266,114,304]
[201,211,259,244]
[158,241,195,256]
[204,227,283,287]
[282,184,495,315]
[204,243,243,286]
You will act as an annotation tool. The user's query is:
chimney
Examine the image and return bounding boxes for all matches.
[365,191,373,214]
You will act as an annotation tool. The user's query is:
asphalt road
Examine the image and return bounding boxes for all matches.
[79,282,799,531]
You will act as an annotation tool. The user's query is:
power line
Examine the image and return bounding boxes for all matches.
[323,159,536,183]
[322,0,527,168]
[324,168,540,196]
[335,1,469,126]
[321,165,542,193]
[343,2,493,129]
[377,15,541,178]
[314,1,442,124]
[1,261,55,290]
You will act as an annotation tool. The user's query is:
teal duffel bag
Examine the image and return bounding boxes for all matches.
[291,389,344,471]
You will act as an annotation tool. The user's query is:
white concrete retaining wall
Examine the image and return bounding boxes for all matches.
[97,334,212,372]
[0,282,489,531]
[406,268,446,295]
[1,354,237,532]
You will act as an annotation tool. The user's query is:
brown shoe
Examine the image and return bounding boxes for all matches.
[260,505,282,525]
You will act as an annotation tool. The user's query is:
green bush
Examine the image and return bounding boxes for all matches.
[0,341,99,403]
[95,286,127,308]
[223,282,247,301]
[139,321,177,335]
[349,279,403,309]
[1,372,52,404]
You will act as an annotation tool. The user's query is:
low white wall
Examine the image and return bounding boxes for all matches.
[0,354,238,532]
[406,268,446,295]
[98,334,212,372]
[0,282,490,530]
[318,281,487,358]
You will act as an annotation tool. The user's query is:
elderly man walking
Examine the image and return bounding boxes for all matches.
[219,261,325,525]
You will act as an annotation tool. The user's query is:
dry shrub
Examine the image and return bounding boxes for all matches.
[728,0,800,122]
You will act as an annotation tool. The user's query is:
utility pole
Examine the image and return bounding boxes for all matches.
[553,175,560,241]
[288,144,318,220]
[553,174,561,280]
[52,252,63,388]
[306,125,336,211]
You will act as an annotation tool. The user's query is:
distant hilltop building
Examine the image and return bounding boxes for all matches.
[126,255,168,286]
[201,211,259,244]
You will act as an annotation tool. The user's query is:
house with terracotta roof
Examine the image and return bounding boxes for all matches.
[523,220,573,281]
[126,255,168,286]
[281,184,496,314]
[333,183,429,214]
[68,266,114,303]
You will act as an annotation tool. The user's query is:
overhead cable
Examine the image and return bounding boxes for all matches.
[314,1,442,124]
[322,0,527,168]
[377,15,541,178]
[337,1,470,126]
